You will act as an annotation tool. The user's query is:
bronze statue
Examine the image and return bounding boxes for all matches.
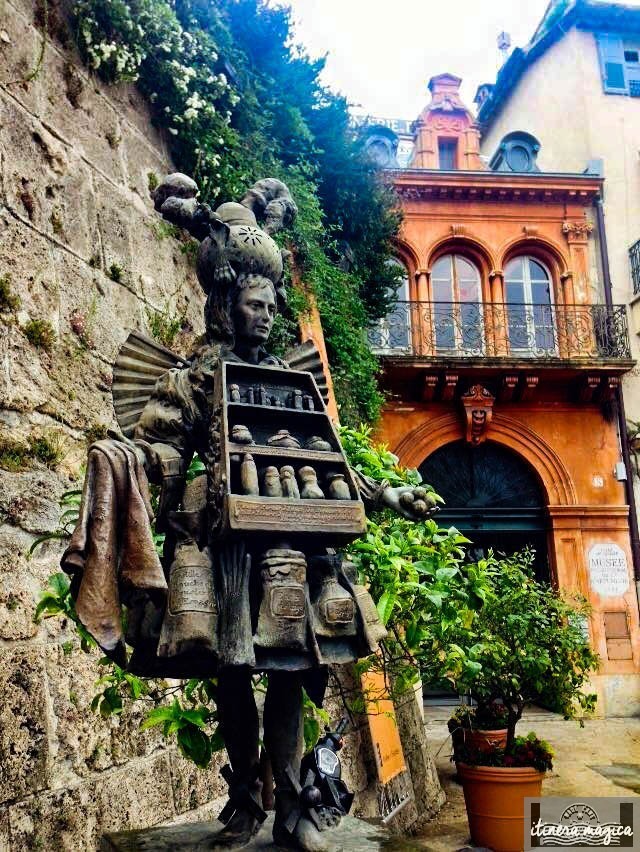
[61,175,436,851]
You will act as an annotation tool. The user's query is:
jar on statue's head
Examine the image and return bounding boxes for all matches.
[197,202,284,291]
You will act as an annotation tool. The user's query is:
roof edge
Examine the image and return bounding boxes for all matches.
[478,0,640,133]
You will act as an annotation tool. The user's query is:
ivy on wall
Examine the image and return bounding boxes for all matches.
[70,0,403,423]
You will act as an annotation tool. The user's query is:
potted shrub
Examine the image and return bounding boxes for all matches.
[458,732,554,852]
[442,549,599,852]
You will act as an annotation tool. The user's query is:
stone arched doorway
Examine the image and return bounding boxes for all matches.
[419,439,551,582]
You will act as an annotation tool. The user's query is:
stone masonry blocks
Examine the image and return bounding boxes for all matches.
[0,645,53,804]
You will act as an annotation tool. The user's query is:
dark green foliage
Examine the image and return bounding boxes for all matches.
[107,263,124,283]
[459,732,555,772]
[70,0,401,423]
[23,318,56,350]
[0,432,65,473]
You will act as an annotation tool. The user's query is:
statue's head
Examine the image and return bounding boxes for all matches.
[231,274,277,348]
[152,174,296,348]
[204,272,278,348]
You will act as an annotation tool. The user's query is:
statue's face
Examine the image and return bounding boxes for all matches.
[233,283,276,346]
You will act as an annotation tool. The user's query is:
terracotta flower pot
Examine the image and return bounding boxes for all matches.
[450,726,508,762]
[457,762,544,852]
[465,727,508,753]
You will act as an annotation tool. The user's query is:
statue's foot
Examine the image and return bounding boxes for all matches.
[212,810,260,849]
[273,815,340,852]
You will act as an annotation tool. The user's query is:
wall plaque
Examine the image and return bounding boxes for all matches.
[587,543,629,597]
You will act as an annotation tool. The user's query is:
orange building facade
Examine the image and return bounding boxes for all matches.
[369,75,640,716]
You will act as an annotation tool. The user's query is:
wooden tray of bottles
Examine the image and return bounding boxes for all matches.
[216,361,365,543]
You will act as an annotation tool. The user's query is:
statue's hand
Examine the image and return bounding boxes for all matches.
[381,485,438,521]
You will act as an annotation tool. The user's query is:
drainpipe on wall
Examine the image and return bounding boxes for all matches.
[594,194,640,613]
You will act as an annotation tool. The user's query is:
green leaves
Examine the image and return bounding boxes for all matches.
[376,590,397,625]
[141,698,220,767]
[91,659,148,718]
[302,689,330,753]
[28,489,82,557]
[34,572,97,652]
[437,549,599,738]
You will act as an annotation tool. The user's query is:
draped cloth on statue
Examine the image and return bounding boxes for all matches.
[61,440,167,664]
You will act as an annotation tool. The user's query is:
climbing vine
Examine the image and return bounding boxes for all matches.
[67,0,401,423]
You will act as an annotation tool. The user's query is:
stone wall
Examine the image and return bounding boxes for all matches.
[0,3,442,848]
[0,1,229,847]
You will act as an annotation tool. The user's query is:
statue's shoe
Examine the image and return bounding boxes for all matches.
[272,815,341,852]
[211,812,260,849]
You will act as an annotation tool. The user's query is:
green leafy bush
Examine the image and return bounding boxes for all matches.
[341,425,490,698]
[437,549,599,751]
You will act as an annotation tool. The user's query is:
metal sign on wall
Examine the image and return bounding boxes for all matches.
[588,543,630,597]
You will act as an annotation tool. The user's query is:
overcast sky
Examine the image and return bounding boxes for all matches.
[267,0,554,120]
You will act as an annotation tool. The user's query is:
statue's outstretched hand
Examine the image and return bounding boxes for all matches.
[381,485,439,521]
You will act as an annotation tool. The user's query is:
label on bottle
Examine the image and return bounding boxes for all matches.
[169,564,217,614]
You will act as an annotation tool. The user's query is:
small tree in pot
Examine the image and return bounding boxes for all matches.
[445,549,599,852]
[459,549,598,751]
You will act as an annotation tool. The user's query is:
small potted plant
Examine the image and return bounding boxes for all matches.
[448,701,510,760]
[442,549,598,852]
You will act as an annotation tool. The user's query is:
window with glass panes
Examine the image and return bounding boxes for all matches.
[504,257,555,354]
[431,254,482,353]
[438,139,458,170]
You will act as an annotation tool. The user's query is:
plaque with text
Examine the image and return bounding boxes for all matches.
[588,543,629,597]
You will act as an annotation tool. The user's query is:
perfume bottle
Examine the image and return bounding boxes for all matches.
[240,453,259,495]
[298,465,325,499]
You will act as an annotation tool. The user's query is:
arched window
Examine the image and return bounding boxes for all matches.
[431,254,482,353]
[504,256,555,354]
[368,258,411,353]
[419,439,550,582]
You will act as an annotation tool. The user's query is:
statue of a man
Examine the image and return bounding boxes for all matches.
[62,175,436,851]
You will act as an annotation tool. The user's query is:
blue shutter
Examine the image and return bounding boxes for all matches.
[596,34,627,94]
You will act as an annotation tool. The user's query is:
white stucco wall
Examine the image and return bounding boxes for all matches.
[481,26,640,420]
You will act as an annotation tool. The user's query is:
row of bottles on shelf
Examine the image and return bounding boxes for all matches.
[238,454,350,500]
[230,425,332,452]
[228,383,317,411]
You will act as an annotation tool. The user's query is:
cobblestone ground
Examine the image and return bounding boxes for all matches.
[412,705,640,851]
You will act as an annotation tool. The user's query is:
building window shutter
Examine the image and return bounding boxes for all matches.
[597,34,628,94]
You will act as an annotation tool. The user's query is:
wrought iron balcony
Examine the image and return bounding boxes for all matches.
[368,301,632,362]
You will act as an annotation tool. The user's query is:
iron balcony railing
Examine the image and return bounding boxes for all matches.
[368,301,632,361]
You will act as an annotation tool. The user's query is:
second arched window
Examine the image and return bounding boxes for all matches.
[504,256,556,355]
[431,254,483,353]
